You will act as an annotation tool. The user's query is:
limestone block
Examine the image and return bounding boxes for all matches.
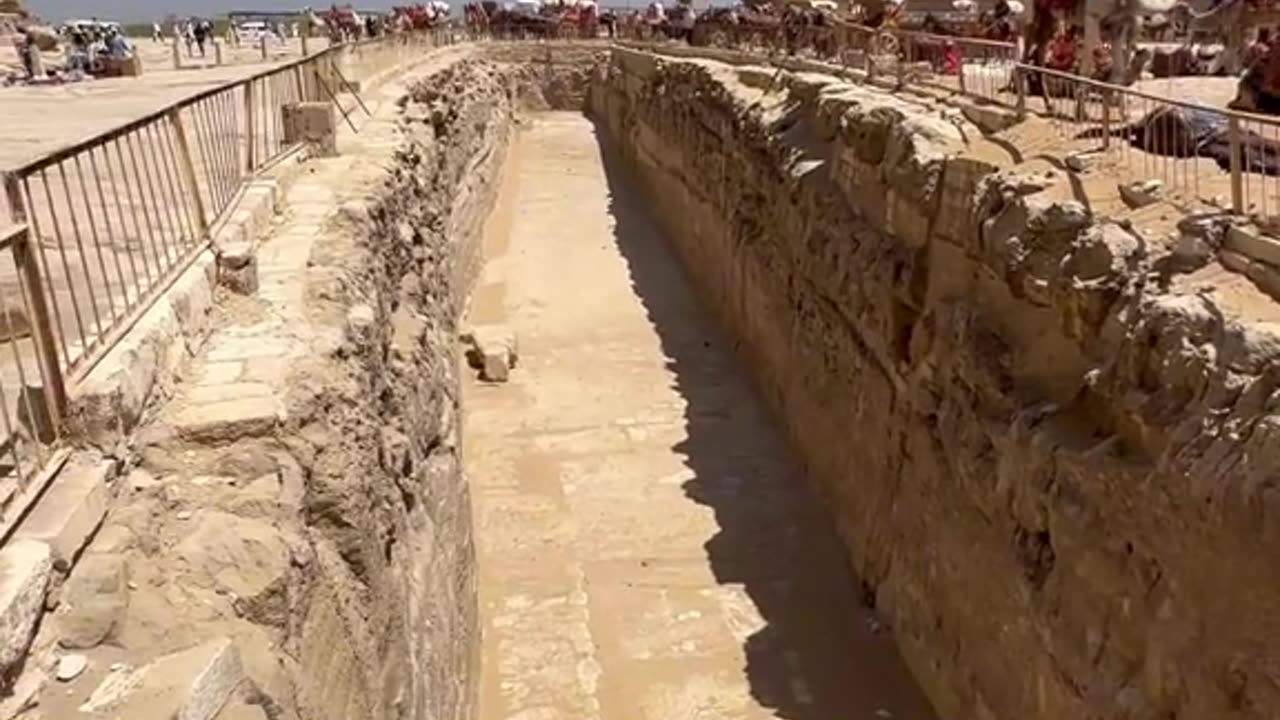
[172,396,282,443]
[0,540,52,677]
[80,637,245,720]
[1226,225,1280,267]
[283,102,338,158]
[960,101,1020,134]
[1246,260,1280,301]
[1220,249,1253,274]
[1119,179,1163,209]
[14,454,113,571]
[464,325,519,383]
[55,553,128,649]
[216,240,259,295]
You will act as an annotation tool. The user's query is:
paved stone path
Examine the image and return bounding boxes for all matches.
[466,113,938,720]
[150,51,449,444]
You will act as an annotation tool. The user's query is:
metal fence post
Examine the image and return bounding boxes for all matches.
[1101,90,1111,150]
[3,175,68,428]
[167,109,210,236]
[10,227,68,427]
[245,77,257,172]
[1229,115,1245,214]
[293,64,306,102]
[1015,66,1027,119]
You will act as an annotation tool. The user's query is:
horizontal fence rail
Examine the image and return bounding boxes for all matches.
[0,26,459,524]
[614,19,1280,218]
[1012,64,1280,217]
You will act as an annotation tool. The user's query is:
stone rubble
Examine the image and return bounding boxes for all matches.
[463,324,519,383]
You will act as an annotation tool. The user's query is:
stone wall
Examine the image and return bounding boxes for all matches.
[591,47,1280,720]
[279,59,515,720]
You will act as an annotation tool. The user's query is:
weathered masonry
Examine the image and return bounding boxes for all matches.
[1,39,1278,720]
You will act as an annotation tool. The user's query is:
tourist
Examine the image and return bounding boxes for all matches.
[106,29,131,58]
[16,29,35,80]
[193,19,210,57]
[645,0,666,25]
[1247,28,1273,69]
[152,21,163,43]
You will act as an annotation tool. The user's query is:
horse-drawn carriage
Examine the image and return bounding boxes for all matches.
[390,2,450,30]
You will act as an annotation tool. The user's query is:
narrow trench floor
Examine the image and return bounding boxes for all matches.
[464,113,935,720]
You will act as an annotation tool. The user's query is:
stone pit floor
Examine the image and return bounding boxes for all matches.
[464,113,938,720]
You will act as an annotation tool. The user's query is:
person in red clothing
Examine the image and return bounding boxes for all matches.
[1045,23,1079,71]
[942,40,962,74]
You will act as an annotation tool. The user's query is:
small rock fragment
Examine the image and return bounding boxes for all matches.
[466,325,519,383]
[345,304,376,344]
[57,654,88,681]
[1119,179,1164,208]
[127,468,159,492]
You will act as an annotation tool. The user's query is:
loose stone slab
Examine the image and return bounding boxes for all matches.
[0,540,52,677]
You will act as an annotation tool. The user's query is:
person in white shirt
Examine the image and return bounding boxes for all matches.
[645,0,666,24]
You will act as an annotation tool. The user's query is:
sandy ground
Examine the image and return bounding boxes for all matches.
[0,36,329,172]
[464,113,936,720]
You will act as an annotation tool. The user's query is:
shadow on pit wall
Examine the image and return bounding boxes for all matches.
[587,117,940,720]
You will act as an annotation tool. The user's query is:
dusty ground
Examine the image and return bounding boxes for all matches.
[0,36,327,171]
[464,113,935,720]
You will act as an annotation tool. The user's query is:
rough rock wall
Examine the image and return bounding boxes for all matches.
[280,59,515,720]
[21,58,517,720]
[480,42,605,110]
[591,48,1280,720]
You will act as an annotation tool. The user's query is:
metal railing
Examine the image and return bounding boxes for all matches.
[618,20,1280,218]
[1012,64,1280,217]
[894,30,1018,104]
[0,27,457,521]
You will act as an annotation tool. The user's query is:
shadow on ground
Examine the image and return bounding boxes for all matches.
[590,121,938,720]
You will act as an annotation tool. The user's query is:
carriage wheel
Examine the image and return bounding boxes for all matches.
[710,29,728,48]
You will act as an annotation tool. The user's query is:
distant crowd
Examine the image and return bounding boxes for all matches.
[150,18,303,59]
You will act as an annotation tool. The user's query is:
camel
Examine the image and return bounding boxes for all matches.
[1025,0,1189,84]
[1231,40,1280,113]
[1170,0,1280,75]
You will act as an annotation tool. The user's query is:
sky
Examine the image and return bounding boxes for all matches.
[26,1,327,22]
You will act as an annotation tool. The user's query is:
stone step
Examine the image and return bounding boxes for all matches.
[171,396,285,444]
[13,453,114,571]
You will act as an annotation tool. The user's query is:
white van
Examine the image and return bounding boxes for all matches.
[238,20,269,42]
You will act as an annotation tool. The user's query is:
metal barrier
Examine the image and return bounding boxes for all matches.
[0,27,456,508]
[615,22,1280,218]
[614,21,1019,106]
[894,30,1018,105]
[1012,64,1280,217]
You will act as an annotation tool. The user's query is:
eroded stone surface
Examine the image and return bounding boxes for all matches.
[0,540,51,680]
[55,553,128,650]
[593,47,1280,720]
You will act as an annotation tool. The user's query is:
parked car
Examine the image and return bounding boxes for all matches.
[238,20,270,42]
